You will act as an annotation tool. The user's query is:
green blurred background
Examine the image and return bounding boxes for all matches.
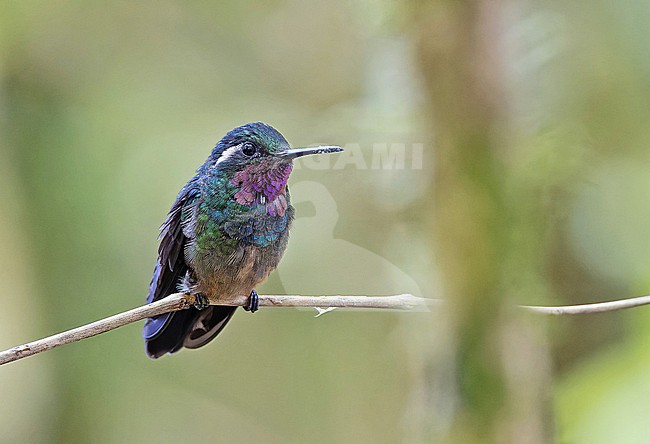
[1,1,649,443]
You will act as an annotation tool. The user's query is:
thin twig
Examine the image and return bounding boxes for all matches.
[0,293,195,366]
[0,293,432,366]
[521,294,650,315]
[1,292,650,366]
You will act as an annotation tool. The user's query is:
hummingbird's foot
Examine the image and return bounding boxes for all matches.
[243,289,259,313]
[193,293,210,310]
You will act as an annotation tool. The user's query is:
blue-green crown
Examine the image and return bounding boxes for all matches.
[209,122,289,160]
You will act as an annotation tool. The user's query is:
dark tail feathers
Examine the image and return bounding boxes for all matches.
[144,306,237,359]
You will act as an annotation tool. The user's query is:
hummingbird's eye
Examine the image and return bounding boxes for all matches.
[242,142,257,157]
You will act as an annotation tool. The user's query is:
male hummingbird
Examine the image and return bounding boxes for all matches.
[143,122,343,358]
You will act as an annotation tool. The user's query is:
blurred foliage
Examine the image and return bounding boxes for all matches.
[0,1,649,443]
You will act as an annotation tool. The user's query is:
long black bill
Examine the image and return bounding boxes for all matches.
[279,145,343,160]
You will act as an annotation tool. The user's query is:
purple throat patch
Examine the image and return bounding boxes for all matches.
[232,163,292,216]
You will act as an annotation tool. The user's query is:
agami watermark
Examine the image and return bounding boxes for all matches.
[294,143,424,170]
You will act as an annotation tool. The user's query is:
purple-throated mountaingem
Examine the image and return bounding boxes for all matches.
[143,122,343,358]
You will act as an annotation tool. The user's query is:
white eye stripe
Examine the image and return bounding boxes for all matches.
[215,144,241,165]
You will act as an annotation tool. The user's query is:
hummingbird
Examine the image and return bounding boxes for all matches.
[143,122,343,358]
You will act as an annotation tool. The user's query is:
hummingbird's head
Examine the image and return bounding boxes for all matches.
[207,122,342,170]
[204,122,342,211]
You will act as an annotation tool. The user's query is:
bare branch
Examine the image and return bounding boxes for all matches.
[0,293,195,366]
[521,294,650,315]
[0,293,433,366]
[1,292,649,366]
[224,293,435,310]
